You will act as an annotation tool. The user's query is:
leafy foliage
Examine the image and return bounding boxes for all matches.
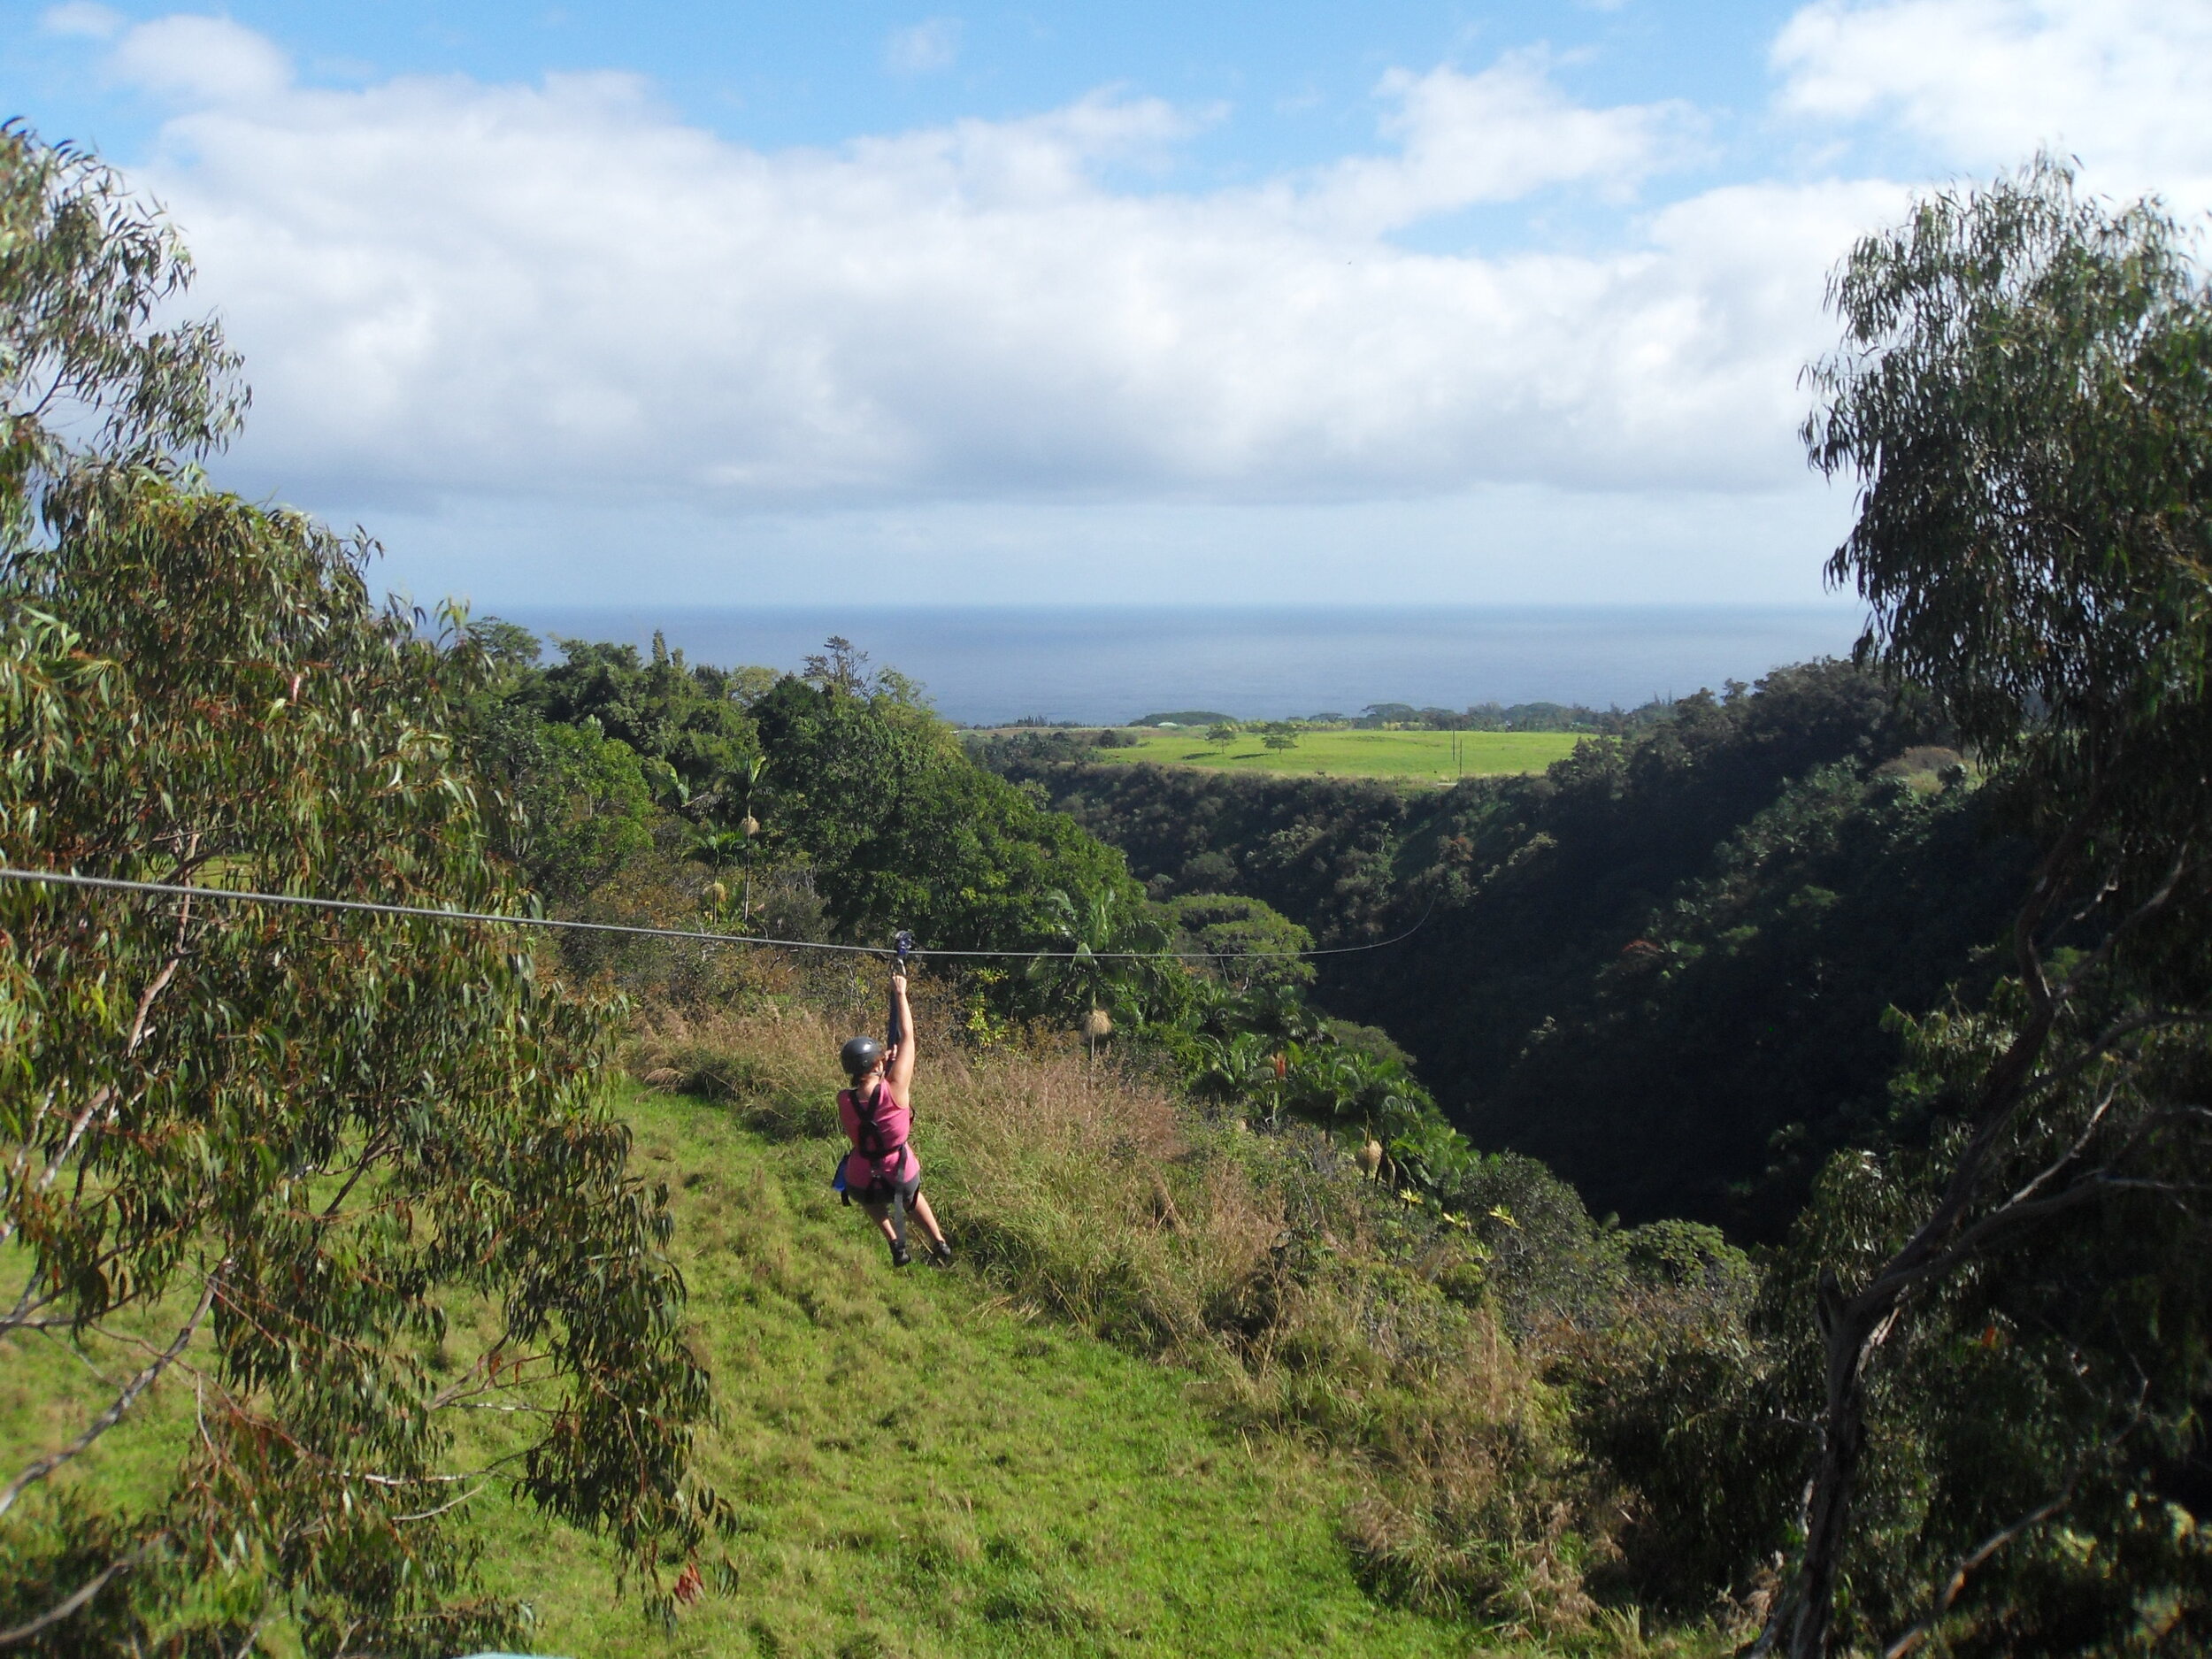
[1483,761,2028,1235]
[745,672,1139,963]
[1154,892,1315,991]
[0,125,718,1651]
[1757,156,2212,1656]
[989,661,1985,1231]
[0,123,245,525]
[0,474,721,1652]
[510,632,768,801]
[466,696,658,901]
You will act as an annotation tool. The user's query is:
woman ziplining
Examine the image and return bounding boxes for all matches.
[833,958,952,1270]
[0,872,1425,1279]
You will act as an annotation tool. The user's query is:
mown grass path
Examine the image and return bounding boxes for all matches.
[1074,728,1581,782]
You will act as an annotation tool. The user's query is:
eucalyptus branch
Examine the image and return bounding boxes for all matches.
[122,902,193,1055]
[1884,1177,2122,1300]
[1872,844,2190,1314]
[1879,1383,2149,1659]
[1879,1492,2074,1659]
[2001,1075,2124,1211]
[2046,847,2189,1008]
[2011,803,2100,1014]
[0,885,195,1249]
[0,1084,109,1251]
[317,1121,397,1222]
[2020,1007,2212,1104]
[392,1482,488,1524]
[0,1542,152,1648]
[224,1613,274,1659]
[0,1265,220,1519]
[427,1340,549,1410]
[346,1469,486,1487]
[37,1321,128,1387]
[0,1200,220,1333]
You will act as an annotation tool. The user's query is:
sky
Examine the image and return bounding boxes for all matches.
[3,0,2208,610]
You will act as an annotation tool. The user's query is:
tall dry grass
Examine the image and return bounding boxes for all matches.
[629,991,1606,1633]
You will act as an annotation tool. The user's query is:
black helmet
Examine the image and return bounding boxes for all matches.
[840,1036,884,1078]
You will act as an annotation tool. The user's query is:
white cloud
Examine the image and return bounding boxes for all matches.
[106,20,1870,530]
[1301,56,1701,233]
[109,14,294,105]
[41,3,124,41]
[885,18,963,77]
[1774,0,2212,211]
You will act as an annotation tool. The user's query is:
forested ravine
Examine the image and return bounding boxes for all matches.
[979,661,2034,1237]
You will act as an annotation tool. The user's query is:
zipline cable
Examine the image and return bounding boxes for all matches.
[0,866,1430,962]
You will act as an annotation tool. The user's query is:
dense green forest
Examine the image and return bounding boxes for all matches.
[980,662,2033,1237]
[4,130,2211,1659]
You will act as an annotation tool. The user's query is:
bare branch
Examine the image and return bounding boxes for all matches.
[2047,848,2190,1008]
[0,1265,220,1520]
[1881,1492,2072,1659]
[1875,1177,2116,1302]
[122,887,194,1056]
[0,885,196,1250]
[2003,1076,2124,1211]
[317,1121,396,1224]
[1844,849,2194,1332]
[0,1084,110,1252]
[0,1274,61,1336]
[391,1483,488,1524]
[0,1544,150,1648]
[1880,1381,2149,1659]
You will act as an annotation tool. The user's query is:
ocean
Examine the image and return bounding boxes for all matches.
[492,604,1868,727]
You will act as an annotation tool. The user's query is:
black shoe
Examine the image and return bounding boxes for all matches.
[927,1240,954,1268]
[889,1240,912,1268]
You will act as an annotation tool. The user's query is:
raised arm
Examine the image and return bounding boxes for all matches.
[887,973,917,1095]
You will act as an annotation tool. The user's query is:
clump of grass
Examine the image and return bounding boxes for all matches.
[631,995,1610,1635]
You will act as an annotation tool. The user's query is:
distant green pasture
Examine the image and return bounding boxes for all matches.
[1086,726,1585,781]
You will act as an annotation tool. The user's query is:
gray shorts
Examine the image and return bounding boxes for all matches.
[853,1173,922,1217]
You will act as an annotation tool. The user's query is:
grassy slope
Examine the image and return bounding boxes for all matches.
[1081,729,1580,782]
[470,1086,1479,1658]
[1,1084,1483,1659]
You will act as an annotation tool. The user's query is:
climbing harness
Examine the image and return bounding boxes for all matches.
[835,1071,918,1251]
[833,1078,907,1193]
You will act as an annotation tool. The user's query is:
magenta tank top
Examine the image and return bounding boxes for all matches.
[838,1079,918,1188]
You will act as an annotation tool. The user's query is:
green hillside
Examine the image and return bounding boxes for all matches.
[0,1075,1647,1658]
[465,1086,1484,1659]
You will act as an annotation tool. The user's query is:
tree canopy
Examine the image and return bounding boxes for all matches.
[1766,156,2212,1658]
[0,126,718,1653]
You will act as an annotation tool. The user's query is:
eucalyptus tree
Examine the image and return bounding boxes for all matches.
[0,123,245,526]
[0,126,720,1652]
[1764,157,2212,1657]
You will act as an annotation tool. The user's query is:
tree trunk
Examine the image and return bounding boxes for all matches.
[1788,1273,1888,1657]
[1763,829,2099,1655]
